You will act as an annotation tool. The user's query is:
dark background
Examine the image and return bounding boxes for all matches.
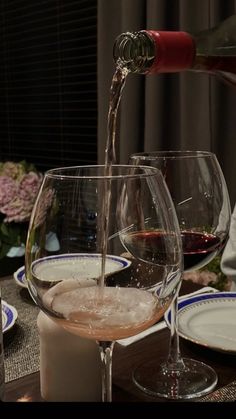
[0,0,98,172]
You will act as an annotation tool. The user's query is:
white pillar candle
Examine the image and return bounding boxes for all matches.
[37,311,102,402]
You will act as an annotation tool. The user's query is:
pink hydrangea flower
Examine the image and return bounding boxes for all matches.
[182,269,218,286]
[0,176,18,207]
[0,162,43,223]
[0,161,43,258]
[19,172,43,203]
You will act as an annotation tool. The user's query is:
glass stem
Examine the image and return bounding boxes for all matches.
[98,341,115,402]
[166,289,186,371]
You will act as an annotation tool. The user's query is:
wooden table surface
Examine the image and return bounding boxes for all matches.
[3,280,236,403]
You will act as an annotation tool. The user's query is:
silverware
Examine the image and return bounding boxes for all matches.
[197,380,236,402]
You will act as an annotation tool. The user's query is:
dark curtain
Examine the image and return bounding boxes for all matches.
[98,0,236,206]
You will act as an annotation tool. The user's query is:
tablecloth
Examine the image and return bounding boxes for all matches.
[1,276,40,382]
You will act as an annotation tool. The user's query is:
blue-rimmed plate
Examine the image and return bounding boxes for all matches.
[165,292,236,354]
[14,266,27,288]
[2,300,18,333]
[14,253,132,287]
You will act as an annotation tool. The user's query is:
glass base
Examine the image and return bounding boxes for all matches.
[132,357,218,400]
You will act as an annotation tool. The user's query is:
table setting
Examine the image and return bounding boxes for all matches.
[1,269,236,402]
[0,159,236,403]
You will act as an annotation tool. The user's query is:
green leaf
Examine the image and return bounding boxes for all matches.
[1,223,9,237]
[0,222,28,254]
[19,160,37,173]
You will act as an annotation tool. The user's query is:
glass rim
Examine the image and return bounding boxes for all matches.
[130,150,216,160]
[45,164,162,180]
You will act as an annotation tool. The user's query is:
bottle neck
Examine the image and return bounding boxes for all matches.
[147,31,196,73]
[113,31,156,73]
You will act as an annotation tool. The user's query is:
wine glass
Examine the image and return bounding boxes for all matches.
[25,164,183,402]
[129,151,231,399]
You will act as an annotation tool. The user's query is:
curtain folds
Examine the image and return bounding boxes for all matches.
[97,0,236,205]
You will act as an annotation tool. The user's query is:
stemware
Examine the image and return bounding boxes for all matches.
[129,151,231,399]
[25,164,182,402]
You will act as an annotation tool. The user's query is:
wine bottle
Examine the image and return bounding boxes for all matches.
[113,14,236,86]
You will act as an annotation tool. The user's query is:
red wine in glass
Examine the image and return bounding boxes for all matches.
[123,230,226,271]
[182,231,226,271]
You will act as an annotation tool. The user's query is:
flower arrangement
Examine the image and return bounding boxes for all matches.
[0,161,43,259]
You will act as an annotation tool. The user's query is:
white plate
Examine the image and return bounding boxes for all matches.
[165,292,236,354]
[2,300,18,333]
[14,253,132,287]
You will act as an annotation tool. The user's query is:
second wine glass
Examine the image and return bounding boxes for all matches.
[129,150,231,399]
